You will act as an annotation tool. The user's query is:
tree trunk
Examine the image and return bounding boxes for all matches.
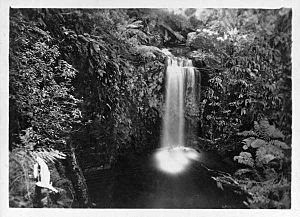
[63,142,91,208]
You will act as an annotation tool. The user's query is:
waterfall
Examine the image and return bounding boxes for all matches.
[161,57,196,148]
[154,55,200,174]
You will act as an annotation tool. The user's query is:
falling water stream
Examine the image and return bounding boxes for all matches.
[161,57,193,148]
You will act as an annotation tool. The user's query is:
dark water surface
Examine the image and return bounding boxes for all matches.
[85,149,247,208]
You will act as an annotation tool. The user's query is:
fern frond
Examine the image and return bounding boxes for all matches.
[237,130,257,137]
[270,140,290,149]
[254,119,285,140]
[250,139,267,148]
[234,152,254,167]
[234,168,253,176]
[256,144,284,166]
[241,137,256,148]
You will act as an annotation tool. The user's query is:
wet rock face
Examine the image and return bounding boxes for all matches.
[192,58,207,68]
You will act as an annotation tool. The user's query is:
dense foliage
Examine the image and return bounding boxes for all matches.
[9,8,291,208]
[187,9,292,142]
[233,118,291,208]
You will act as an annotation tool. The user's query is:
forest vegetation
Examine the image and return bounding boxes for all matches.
[9,8,291,208]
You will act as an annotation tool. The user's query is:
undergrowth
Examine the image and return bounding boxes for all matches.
[9,147,76,208]
[233,118,291,208]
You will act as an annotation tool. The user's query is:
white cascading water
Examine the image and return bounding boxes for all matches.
[161,57,186,148]
[154,55,200,174]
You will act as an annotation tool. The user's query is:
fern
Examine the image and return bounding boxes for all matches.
[256,144,284,167]
[235,118,288,170]
[241,137,268,150]
[238,177,291,208]
[237,130,257,137]
[250,139,267,148]
[234,152,254,167]
[234,168,253,176]
[270,140,290,149]
[241,137,255,149]
[254,119,285,140]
